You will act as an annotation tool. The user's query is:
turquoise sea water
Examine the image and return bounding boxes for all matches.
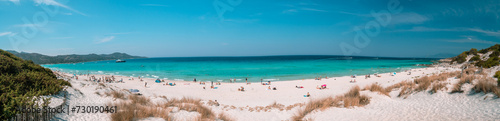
[42,56,436,82]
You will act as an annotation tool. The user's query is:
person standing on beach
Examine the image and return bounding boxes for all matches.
[145,82,147,87]
[246,78,248,83]
[194,78,197,82]
[261,78,263,84]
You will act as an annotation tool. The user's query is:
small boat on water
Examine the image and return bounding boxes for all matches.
[116,59,126,63]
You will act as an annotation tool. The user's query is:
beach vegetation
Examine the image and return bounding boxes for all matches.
[452,75,475,93]
[472,77,500,97]
[218,113,234,121]
[470,55,480,62]
[0,49,71,119]
[430,82,447,94]
[110,95,235,121]
[479,44,500,53]
[105,91,125,99]
[494,71,500,86]
[467,48,478,55]
[475,56,499,68]
[292,86,370,121]
[364,83,390,96]
[489,50,500,57]
[452,51,467,64]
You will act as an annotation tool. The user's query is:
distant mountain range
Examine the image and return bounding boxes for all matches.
[426,53,459,59]
[6,50,147,64]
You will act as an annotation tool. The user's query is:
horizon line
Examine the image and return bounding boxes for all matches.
[4,49,449,59]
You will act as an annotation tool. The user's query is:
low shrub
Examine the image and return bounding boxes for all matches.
[494,71,500,87]
[489,50,500,57]
[467,48,478,55]
[475,57,500,68]
[469,55,480,62]
[0,49,71,119]
[452,51,468,64]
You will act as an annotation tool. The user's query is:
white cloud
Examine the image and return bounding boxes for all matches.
[34,0,86,16]
[337,11,370,17]
[395,27,462,32]
[390,12,429,25]
[48,36,73,40]
[61,12,73,15]
[468,28,500,37]
[96,36,115,44]
[109,32,134,35]
[13,23,40,27]
[223,19,260,23]
[8,0,19,4]
[282,9,298,14]
[445,36,496,44]
[282,2,327,14]
[141,4,168,7]
[0,32,13,36]
[394,27,500,38]
[300,8,328,12]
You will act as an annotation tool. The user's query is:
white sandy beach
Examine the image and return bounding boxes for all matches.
[49,64,499,121]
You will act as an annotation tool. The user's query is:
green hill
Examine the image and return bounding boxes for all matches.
[0,49,71,119]
[7,50,146,64]
[450,44,500,68]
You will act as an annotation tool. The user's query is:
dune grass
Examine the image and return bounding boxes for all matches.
[364,83,390,97]
[473,77,500,97]
[218,112,234,121]
[430,82,447,94]
[105,91,125,99]
[414,76,432,92]
[292,86,370,121]
[110,94,236,121]
[414,71,459,92]
[110,95,171,121]
[451,75,475,93]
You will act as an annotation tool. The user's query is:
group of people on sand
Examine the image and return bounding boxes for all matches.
[364,74,371,79]
[316,85,327,90]
[163,82,176,86]
[238,86,245,91]
[88,75,120,83]
[261,80,272,85]
[245,78,251,85]
[315,76,328,80]
[267,86,277,90]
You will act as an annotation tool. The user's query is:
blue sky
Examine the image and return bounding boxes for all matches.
[0,0,499,58]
